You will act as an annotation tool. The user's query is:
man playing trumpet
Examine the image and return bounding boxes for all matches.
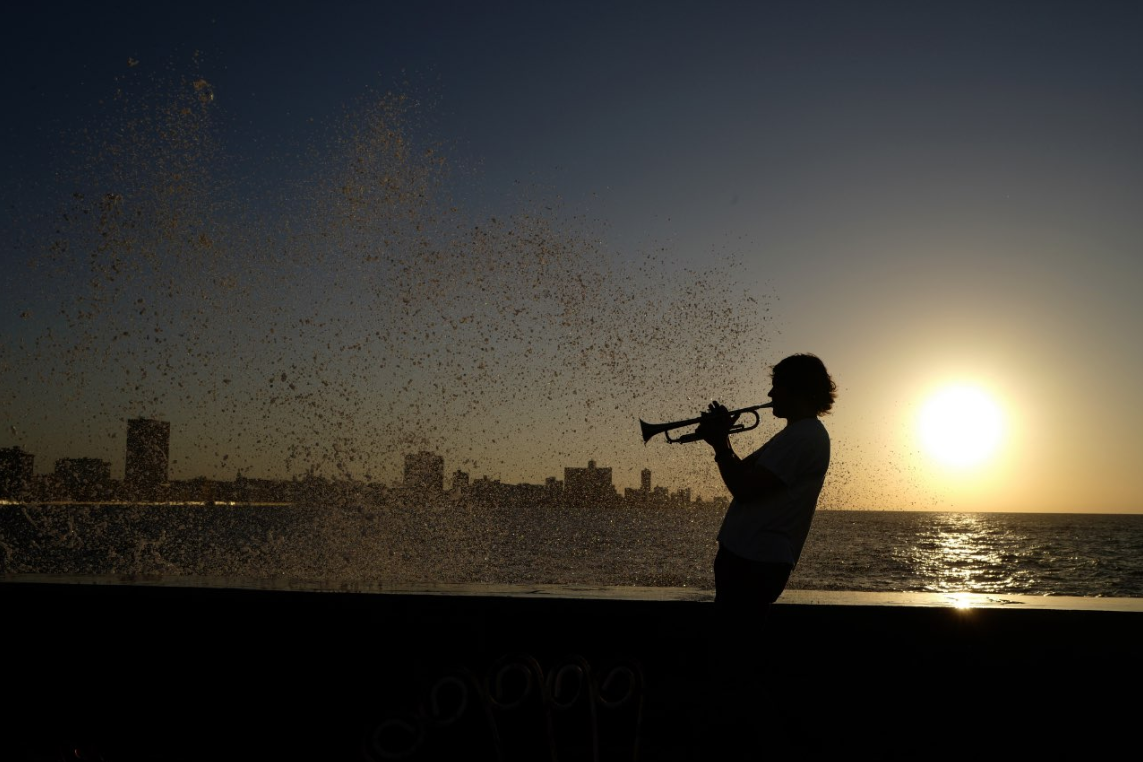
[691,353,836,751]
[696,352,836,617]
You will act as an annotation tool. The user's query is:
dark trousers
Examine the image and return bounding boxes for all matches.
[710,544,792,681]
[713,544,792,611]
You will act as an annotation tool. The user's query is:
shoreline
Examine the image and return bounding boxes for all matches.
[5,572,1143,612]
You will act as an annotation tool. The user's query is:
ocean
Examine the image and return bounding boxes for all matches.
[795,510,1143,598]
[3,503,1142,599]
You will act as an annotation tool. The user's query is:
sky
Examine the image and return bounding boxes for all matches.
[2,1,1141,513]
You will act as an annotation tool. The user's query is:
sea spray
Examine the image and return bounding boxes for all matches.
[2,57,777,582]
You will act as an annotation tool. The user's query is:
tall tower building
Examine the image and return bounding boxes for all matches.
[641,468,652,493]
[125,418,170,488]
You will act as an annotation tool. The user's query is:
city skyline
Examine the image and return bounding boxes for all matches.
[0,418,713,506]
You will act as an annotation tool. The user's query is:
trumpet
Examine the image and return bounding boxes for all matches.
[640,402,773,444]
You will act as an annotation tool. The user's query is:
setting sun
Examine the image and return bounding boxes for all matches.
[918,385,1005,469]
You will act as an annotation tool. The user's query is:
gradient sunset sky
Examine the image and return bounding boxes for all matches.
[2,1,1141,513]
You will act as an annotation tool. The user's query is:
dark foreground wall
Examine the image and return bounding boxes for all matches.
[3,580,1140,761]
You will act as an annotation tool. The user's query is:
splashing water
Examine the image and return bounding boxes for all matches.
[1,58,779,584]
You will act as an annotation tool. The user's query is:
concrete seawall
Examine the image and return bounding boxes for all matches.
[4,577,1141,760]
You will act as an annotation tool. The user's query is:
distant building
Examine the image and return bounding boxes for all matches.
[0,446,34,498]
[234,472,293,503]
[125,418,170,489]
[465,475,505,507]
[451,469,470,495]
[403,451,444,493]
[626,469,668,506]
[563,460,617,508]
[54,458,112,501]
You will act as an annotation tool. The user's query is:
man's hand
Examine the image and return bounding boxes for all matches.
[694,401,740,448]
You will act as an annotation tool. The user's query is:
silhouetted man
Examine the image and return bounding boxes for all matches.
[692,352,836,755]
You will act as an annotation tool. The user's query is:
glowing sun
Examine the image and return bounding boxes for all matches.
[918,385,1005,468]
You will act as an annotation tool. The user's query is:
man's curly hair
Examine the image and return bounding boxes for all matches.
[772,353,837,415]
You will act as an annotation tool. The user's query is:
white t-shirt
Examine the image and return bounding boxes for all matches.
[716,417,830,567]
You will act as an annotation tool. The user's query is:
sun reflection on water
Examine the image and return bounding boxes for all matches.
[946,592,978,609]
[900,512,1024,595]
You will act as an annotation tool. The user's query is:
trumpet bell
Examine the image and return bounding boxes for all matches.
[640,419,672,444]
